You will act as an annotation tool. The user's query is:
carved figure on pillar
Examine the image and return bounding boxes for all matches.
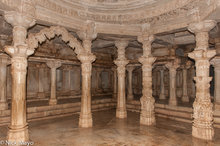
[77,20,97,128]
[165,59,180,106]
[46,60,62,105]
[188,20,216,140]
[138,34,156,125]
[4,10,36,142]
[0,53,10,110]
[114,40,129,119]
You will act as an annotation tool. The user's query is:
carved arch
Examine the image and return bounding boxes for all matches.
[26,26,84,55]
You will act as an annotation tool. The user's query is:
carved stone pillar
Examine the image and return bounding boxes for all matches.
[112,67,117,98]
[159,67,166,100]
[4,11,36,142]
[0,53,10,110]
[114,40,129,119]
[46,60,62,105]
[211,56,220,109]
[188,20,216,140]
[166,59,180,106]
[182,61,192,102]
[138,34,156,125]
[77,21,97,127]
[126,65,135,100]
[37,64,46,98]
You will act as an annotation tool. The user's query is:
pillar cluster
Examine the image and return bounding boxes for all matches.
[138,34,156,125]
[188,20,217,140]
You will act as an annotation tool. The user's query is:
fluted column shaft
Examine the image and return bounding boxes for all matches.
[138,34,156,125]
[46,61,62,105]
[127,66,135,100]
[188,20,217,140]
[114,40,129,119]
[0,54,10,110]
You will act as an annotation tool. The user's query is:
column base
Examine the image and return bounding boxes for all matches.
[0,102,8,110]
[116,108,127,119]
[7,125,29,143]
[169,99,177,106]
[79,113,93,128]
[49,99,57,105]
[140,114,155,126]
[182,95,189,102]
[192,124,214,140]
[127,94,134,100]
[159,94,166,100]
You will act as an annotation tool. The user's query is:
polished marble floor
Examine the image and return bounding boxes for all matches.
[0,109,220,146]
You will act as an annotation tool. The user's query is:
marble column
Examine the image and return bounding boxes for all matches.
[182,61,192,102]
[112,67,117,98]
[211,56,220,109]
[159,67,166,100]
[188,20,216,140]
[114,40,129,119]
[37,64,46,98]
[4,11,36,142]
[138,34,156,125]
[0,53,10,110]
[77,21,97,128]
[46,60,62,105]
[166,59,180,106]
[127,65,135,100]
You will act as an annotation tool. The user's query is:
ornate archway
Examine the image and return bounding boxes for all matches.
[26,26,84,55]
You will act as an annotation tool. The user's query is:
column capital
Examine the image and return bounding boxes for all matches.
[4,11,35,29]
[188,20,216,51]
[77,53,96,64]
[211,56,220,69]
[126,65,136,72]
[188,20,217,34]
[114,59,129,67]
[165,59,180,72]
[77,21,97,54]
[188,49,216,61]
[0,53,11,65]
[139,56,156,66]
[4,11,36,58]
[115,40,129,51]
[46,60,62,69]
[138,34,154,57]
[182,60,192,69]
